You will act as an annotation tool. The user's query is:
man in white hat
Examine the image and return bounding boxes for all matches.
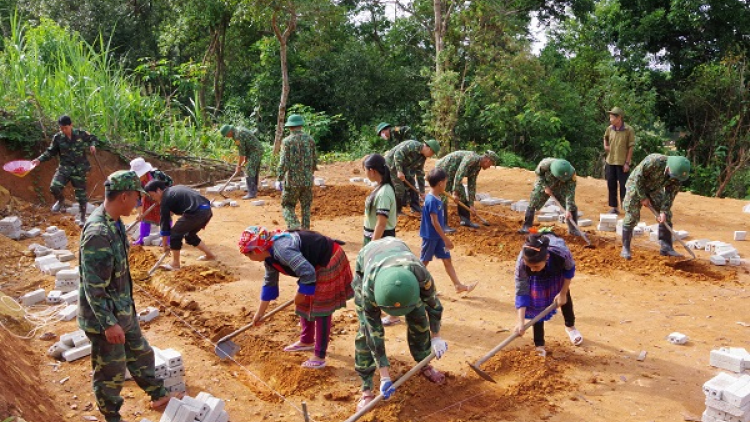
[129,157,173,246]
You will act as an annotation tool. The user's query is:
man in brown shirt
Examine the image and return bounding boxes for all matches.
[603,107,635,214]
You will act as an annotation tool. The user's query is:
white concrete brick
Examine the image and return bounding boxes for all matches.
[250,200,265,206]
[20,288,46,306]
[24,228,42,238]
[56,251,76,262]
[633,226,644,236]
[735,231,747,241]
[34,247,52,257]
[43,262,70,276]
[159,348,183,368]
[61,290,78,304]
[597,223,616,232]
[716,245,739,257]
[201,396,225,422]
[744,203,750,213]
[46,290,63,304]
[675,230,689,240]
[45,226,59,233]
[707,241,732,251]
[706,397,750,421]
[705,406,727,420]
[480,198,504,206]
[537,214,556,222]
[578,219,592,227]
[214,410,228,422]
[166,382,186,394]
[60,330,85,347]
[314,177,325,186]
[599,214,618,225]
[704,372,740,399]
[55,279,79,293]
[59,304,77,321]
[539,205,559,214]
[730,256,743,266]
[63,344,92,362]
[349,177,362,183]
[649,231,659,242]
[711,349,746,373]
[163,375,184,388]
[56,268,79,280]
[47,341,72,359]
[0,216,21,227]
[711,255,728,266]
[180,397,210,421]
[724,375,750,408]
[206,186,222,194]
[168,366,185,378]
[229,201,239,207]
[71,331,90,347]
[702,410,717,422]
[154,353,167,375]
[35,255,59,269]
[138,306,159,323]
[160,398,183,422]
[667,332,689,345]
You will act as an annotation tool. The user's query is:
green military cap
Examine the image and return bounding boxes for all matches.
[607,107,625,116]
[374,267,420,317]
[220,124,234,136]
[484,150,499,165]
[285,114,305,127]
[424,139,441,156]
[376,122,391,135]
[551,159,575,181]
[105,170,146,193]
[667,156,691,181]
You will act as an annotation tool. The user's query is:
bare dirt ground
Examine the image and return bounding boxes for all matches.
[1,159,749,422]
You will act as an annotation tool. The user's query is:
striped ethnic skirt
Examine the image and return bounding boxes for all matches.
[525,272,564,321]
[296,243,354,319]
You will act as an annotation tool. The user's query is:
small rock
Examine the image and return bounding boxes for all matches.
[83,416,98,421]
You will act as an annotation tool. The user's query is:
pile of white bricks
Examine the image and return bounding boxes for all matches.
[138,392,229,422]
[694,241,744,266]
[153,346,187,394]
[711,347,750,373]
[511,200,529,212]
[598,214,617,232]
[48,329,91,362]
[0,216,22,240]
[206,182,242,195]
[479,198,512,206]
[702,347,750,422]
[42,226,68,250]
[34,254,71,276]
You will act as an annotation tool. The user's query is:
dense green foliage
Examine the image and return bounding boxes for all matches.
[0,1,748,198]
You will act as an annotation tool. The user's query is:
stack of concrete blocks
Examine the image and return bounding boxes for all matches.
[687,239,711,251]
[20,288,46,306]
[22,227,41,239]
[598,214,618,232]
[537,204,560,223]
[47,329,91,361]
[511,200,529,213]
[736,231,747,241]
[0,216,22,240]
[153,347,186,394]
[153,392,229,422]
[702,372,750,422]
[35,254,71,276]
[711,347,750,373]
[708,243,742,266]
[56,268,80,293]
[479,198,507,206]
[42,226,68,250]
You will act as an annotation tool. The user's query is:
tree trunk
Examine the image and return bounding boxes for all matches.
[213,15,229,113]
[272,7,297,156]
[434,0,443,75]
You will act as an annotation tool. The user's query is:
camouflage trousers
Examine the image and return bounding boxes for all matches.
[244,156,262,197]
[281,186,313,230]
[622,191,672,229]
[50,167,88,203]
[86,316,166,422]
[388,167,420,211]
[528,182,578,216]
[353,292,431,391]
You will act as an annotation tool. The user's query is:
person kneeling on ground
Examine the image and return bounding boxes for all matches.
[353,237,448,410]
[514,233,583,357]
[239,226,354,369]
[144,180,216,270]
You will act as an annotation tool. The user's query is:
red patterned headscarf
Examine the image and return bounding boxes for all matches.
[238,226,289,254]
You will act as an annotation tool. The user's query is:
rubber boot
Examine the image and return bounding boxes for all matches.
[460,216,480,229]
[443,202,455,234]
[243,175,258,199]
[78,202,87,227]
[620,227,633,260]
[659,224,683,257]
[518,208,535,234]
[133,221,150,245]
[51,193,65,213]
[567,212,581,236]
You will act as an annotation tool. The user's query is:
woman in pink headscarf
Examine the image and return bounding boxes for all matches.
[239,226,353,369]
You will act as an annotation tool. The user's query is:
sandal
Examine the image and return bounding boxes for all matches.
[197,255,216,261]
[536,346,547,357]
[150,392,185,410]
[160,264,180,271]
[381,316,402,326]
[566,328,583,346]
[301,359,326,369]
[421,365,445,384]
[356,392,375,411]
[456,282,479,295]
[283,341,315,352]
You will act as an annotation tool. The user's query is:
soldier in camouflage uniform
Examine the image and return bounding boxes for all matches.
[352,237,448,410]
[620,154,691,260]
[221,124,264,199]
[435,150,498,230]
[385,139,440,215]
[376,122,411,146]
[79,171,175,422]
[32,115,99,225]
[276,114,317,230]
[518,158,579,235]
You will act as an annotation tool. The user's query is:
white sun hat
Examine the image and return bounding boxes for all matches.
[129,157,154,178]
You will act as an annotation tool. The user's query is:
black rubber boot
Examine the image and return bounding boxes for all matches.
[78,202,88,227]
[443,202,455,234]
[518,208,535,234]
[659,224,683,257]
[620,227,633,260]
[460,216,480,229]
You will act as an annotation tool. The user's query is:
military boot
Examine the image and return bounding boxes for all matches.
[443,203,456,234]
[620,227,633,260]
[659,224,683,257]
[78,202,88,227]
[518,208,535,234]
[51,194,65,213]
[460,216,480,229]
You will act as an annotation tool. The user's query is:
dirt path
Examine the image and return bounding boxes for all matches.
[1,160,749,421]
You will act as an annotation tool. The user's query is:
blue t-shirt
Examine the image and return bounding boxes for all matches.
[420,193,445,240]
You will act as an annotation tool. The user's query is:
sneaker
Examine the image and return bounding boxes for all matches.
[609,207,619,214]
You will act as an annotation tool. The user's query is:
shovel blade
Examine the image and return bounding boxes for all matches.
[215,340,240,360]
[467,361,496,383]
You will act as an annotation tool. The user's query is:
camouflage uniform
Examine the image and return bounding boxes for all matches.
[529,157,578,215]
[277,130,317,229]
[622,154,681,228]
[79,205,166,422]
[435,151,482,223]
[234,127,264,197]
[352,237,443,391]
[385,140,427,212]
[36,128,98,208]
[385,125,411,146]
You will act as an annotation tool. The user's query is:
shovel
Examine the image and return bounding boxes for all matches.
[451,197,491,226]
[126,203,157,235]
[468,302,558,383]
[214,298,295,360]
[218,167,241,199]
[343,351,436,422]
[647,205,696,260]
[548,194,593,248]
[147,251,170,277]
